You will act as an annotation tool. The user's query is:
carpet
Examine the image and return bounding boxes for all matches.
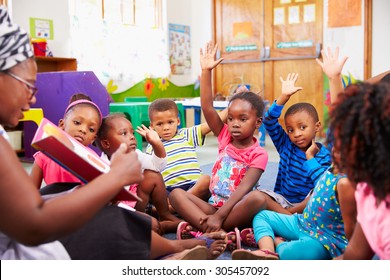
[164,161,279,260]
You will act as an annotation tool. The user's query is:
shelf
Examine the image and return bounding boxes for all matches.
[35,56,77,72]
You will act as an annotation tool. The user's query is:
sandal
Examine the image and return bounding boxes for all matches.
[226,227,241,251]
[161,245,208,260]
[232,249,279,260]
[240,228,257,247]
[176,221,203,240]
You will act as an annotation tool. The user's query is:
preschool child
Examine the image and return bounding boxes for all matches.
[95,113,182,233]
[30,93,102,188]
[170,42,268,244]
[329,76,390,260]
[146,98,225,202]
[258,73,332,215]
[233,145,356,260]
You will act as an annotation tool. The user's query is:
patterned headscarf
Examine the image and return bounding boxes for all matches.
[0,6,33,71]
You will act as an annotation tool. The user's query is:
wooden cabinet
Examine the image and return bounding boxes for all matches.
[35,57,77,72]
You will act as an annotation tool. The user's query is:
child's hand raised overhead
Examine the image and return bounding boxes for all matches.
[316,47,348,80]
[276,73,303,105]
[280,73,303,96]
[200,41,224,71]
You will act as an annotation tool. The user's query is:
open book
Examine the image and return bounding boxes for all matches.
[32,118,141,203]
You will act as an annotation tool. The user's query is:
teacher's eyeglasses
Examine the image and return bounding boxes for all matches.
[5,71,38,99]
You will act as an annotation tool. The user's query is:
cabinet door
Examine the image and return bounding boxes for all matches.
[214,0,324,135]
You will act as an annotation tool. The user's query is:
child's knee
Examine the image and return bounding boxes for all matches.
[168,188,186,202]
[247,190,268,208]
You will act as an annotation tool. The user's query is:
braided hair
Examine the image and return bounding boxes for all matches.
[229,91,265,118]
[329,82,390,202]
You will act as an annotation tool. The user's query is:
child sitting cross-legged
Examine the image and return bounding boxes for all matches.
[95,113,183,234]
[232,147,356,260]
[169,42,269,250]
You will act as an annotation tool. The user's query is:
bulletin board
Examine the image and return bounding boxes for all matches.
[270,0,321,59]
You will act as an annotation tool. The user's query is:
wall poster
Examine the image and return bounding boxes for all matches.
[168,23,191,75]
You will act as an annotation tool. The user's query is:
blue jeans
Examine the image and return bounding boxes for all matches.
[253,210,331,260]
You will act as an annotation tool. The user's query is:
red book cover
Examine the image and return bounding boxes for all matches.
[31,118,141,203]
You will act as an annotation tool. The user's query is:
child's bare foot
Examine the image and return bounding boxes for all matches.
[198,231,227,260]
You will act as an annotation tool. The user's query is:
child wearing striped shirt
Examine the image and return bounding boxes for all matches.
[146,98,226,202]
[260,73,332,215]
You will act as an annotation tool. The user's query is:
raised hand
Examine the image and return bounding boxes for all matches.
[136,125,160,145]
[280,73,303,97]
[316,47,348,79]
[200,41,224,71]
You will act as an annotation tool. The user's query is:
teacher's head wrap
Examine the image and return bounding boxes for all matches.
[0,6,34,71]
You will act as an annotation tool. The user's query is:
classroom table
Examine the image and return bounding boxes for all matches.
[181,98,229,125]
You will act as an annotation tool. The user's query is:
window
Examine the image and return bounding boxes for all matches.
[69,0,169,92]
[103,0,162,28]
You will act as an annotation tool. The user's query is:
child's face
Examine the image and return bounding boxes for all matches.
[149,110,180,141]
[227,99,261,143]
[102,117,136,156]
[284,111,320,151]
[59,105,100,146]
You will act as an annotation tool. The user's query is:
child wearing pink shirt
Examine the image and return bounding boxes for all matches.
[170,42,268,248]
[329,81,390,260]
[30,94,102,188]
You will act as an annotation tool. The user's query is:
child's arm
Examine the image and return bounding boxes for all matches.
[337,177,357,240]
[29,162,44,189]
[287,193,311,214]
[275,73,303,106]
[343,222,375,259]
[200,41,224,136]
[366,70,390,84]
[316,47,348,105]
[136,125,166,159]
[201,167,263,232]
[199,108,228,136]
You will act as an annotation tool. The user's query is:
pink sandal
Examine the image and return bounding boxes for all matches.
[240,228,257,247]
[226,227,241,251]
[232,249,279,260]
[176,221,203,240]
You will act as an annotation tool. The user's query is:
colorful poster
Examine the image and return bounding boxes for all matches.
[168,23,191,75]
[29,18,54,39]
[233,22,253,39]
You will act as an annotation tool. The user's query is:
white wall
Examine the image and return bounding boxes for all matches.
[372,0,390,77]
[11,0,71,57]
[166,0,212,85]
[322,0,365,80]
